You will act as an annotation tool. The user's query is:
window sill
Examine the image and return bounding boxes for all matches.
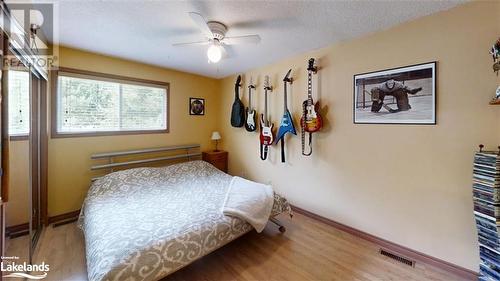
[51,129,169,139]
[9,135,29,141]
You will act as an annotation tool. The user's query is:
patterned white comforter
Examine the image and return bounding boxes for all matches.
[78,160,291,281]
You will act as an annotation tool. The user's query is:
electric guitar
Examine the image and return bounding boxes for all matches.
[245,77,257,132]
[275,69,296,162]
[300,58,322,133]
[230,75,245,127]
[259,75,274,160]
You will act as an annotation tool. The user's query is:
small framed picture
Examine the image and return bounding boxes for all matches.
[189,97,205,115]
[353,62,436,125]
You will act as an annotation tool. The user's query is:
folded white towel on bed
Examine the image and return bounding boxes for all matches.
[222,176,274,233]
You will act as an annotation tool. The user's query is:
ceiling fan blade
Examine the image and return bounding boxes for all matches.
[222,35,261,45]
[172,40,209,47]
[188,12,213,39]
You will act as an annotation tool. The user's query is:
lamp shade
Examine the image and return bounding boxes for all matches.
[211,131,221,140]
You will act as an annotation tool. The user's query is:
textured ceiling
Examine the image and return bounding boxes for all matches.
[31,0,464,78]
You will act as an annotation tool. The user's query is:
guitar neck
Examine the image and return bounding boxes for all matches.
[307,71,313,105]
[248,86,252,108]
[264,89,268,125]
[283,80,288,110]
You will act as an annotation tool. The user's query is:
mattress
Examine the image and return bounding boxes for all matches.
[78,160,290,281]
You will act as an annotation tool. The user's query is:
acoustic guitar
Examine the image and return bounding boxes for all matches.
[259,75,274,160]
[245,78,257,132]
[275,69,296,162]
[230,75,245,127]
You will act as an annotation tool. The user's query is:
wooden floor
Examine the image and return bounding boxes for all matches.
[7,213,469,281]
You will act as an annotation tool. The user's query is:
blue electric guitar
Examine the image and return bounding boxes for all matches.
[275,69,296,162]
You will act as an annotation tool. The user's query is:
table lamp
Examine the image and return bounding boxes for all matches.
[211,131,221,151]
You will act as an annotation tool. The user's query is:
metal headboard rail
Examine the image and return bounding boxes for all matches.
[90,144,201,181]
[91,152,202,170]
[91,144,200,159]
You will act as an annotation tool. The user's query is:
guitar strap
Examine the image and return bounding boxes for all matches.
[260,144,269,160]
[281,139,285,162]
[302,131,313,156]
[301,107,313,156]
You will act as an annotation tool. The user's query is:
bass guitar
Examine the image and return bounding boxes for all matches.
[275,69,296,162]
[230,75,245,127]
[300,58,322,156]
[259,75,274,160]
[245,77,257,132]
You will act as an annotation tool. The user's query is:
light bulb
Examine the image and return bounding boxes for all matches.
[207,43,222,63]
[30,10,44,27]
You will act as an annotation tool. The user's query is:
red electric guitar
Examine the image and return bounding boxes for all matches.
[300,58,322,156]
[259,75,274,160]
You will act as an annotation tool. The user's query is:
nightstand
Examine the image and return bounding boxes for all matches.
[202,150,228,173]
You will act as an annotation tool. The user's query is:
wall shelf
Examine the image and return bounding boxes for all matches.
[489,99,500,105]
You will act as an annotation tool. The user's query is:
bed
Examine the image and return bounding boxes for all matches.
[78,160,291,281]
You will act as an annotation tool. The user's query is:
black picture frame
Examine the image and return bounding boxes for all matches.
[189,97,205,115]
[353,62,437,125]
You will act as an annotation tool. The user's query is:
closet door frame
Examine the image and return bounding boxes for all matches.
[29,71,40,260]
[40,78,47,227]
[0,30,7,280]
[28,70,47,260]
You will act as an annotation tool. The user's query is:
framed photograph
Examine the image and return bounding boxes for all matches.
[353,62,436,124]
[189,97,205,115]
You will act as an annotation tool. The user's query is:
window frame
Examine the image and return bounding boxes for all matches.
[51,67,170,138]
[8,69,31,141]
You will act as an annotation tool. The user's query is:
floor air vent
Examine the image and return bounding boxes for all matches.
[379,249,415,267]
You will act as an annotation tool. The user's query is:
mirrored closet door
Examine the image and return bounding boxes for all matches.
[3,62,46,265]
[0,3,50,274]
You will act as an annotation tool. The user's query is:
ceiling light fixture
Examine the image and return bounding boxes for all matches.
[207,40,222,63]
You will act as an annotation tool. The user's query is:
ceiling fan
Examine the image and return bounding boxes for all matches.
[173,12,261,63]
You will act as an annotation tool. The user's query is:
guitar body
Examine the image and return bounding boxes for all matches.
[301,100,322,133]
[230,75,245,127]
[259,114,274,145]
[245,107,256,132]
[275,109,296,143]
[231,98,245,127]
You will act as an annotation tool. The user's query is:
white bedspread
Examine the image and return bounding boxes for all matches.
[222,176,274,232]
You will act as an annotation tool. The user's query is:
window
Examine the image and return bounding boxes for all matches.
[54,69,169,137]
[8,70,30,136]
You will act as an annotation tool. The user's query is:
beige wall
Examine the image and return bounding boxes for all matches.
[218,1,500,271]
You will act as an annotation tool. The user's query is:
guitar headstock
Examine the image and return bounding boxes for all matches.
[307,58,317,73]
[248,77,255,89]
[264,75,272,91]
[283,69,293,83]
[235,75,242,87]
